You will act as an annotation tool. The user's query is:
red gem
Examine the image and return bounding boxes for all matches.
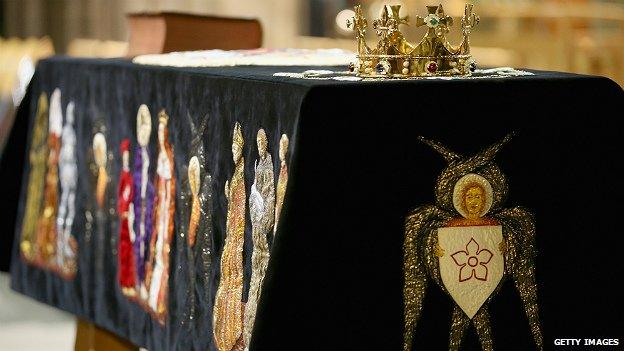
[427,61,438,73]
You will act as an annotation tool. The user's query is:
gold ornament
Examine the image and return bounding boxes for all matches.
[403,135,543,351]
[214,122,247,351]
[347,4,479,78]
[20,92,49,262]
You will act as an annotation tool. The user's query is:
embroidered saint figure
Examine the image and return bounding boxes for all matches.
[20,93,48,262]
[93,133,108,210]
[118,139,136,297]
[188,156,201,248]
[35,88,62,267]
[214,122,246,351]
[273,134,289,236]
[403,135,543,351]
[145,110,175,324]
[243,129,275,349]
[178,112,214,332]
[133,104,155,301]
[55,101,78,278]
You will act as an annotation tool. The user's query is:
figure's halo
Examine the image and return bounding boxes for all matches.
[453,173,493,218]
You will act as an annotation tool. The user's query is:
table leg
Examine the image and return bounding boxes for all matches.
[74,318,139,351]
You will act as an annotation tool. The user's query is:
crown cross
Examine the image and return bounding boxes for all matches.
[389,5,409,27]
[347,5,367,34]
[461,4,479,36]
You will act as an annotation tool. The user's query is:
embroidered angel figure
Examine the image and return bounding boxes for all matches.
[176,112,214,334]
[403,135,543,351]
[243,128,275,349]
[55,101,78,278]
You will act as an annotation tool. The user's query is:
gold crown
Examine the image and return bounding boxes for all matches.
[347,4,479,78]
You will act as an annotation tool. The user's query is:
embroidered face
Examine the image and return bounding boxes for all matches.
[464,185,485,219]
[279,134,289,162]
[93,133,107,168]
[188,156,200,196]
[137,104,152,147]
[257,129,268,159]
[453,173,493,219]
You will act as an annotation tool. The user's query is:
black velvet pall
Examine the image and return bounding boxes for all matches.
[5,57,624,351]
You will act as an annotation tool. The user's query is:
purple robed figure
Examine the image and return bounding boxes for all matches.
[133,145,154,294]
[133,105,155,299]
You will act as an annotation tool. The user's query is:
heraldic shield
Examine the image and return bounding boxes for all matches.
[438,225,504,319]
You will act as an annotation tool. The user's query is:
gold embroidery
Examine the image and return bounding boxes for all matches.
[145,110,175,324]
[188,156,200,247]
[214,122,246,351]
[273,134,289,236]
[403,135,543,351]
[34,89,62,268]
[243,129,275,348]
[93,133,108,209]
[20,92,48,262]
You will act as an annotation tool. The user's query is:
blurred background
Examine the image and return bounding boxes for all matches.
[3,0,623,151]
[1,0,624,84]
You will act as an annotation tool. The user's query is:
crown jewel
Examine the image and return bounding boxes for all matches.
[347,4,479,78]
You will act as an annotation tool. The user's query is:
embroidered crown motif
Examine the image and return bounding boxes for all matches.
[347,3,479,78]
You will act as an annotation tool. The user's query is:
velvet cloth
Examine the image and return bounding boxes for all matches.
[5,56,624,350]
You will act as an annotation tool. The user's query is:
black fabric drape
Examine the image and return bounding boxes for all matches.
[7,57,624,351]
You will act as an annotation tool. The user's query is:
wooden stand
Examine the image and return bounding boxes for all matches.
[74,318,139,351]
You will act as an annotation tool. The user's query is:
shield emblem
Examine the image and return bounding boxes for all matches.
[437,225,504,318]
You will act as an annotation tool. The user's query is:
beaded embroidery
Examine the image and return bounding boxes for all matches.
[403,135,543,351]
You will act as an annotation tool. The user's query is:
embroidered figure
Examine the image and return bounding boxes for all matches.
[133,104,155,301]
[55,101,78,278]
[403,135,543,351]
[118,139,137,297]
[214,122,246,351]
[273,134,289,236]
[20,93,49,262]
[145,110,175,324]
[178,113,214,331]
[188,156,201,248]
[35,88,62,267]
[93,133,108,210]
[243,129,275,349]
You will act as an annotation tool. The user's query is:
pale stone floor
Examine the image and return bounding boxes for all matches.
[0,272,75,351]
